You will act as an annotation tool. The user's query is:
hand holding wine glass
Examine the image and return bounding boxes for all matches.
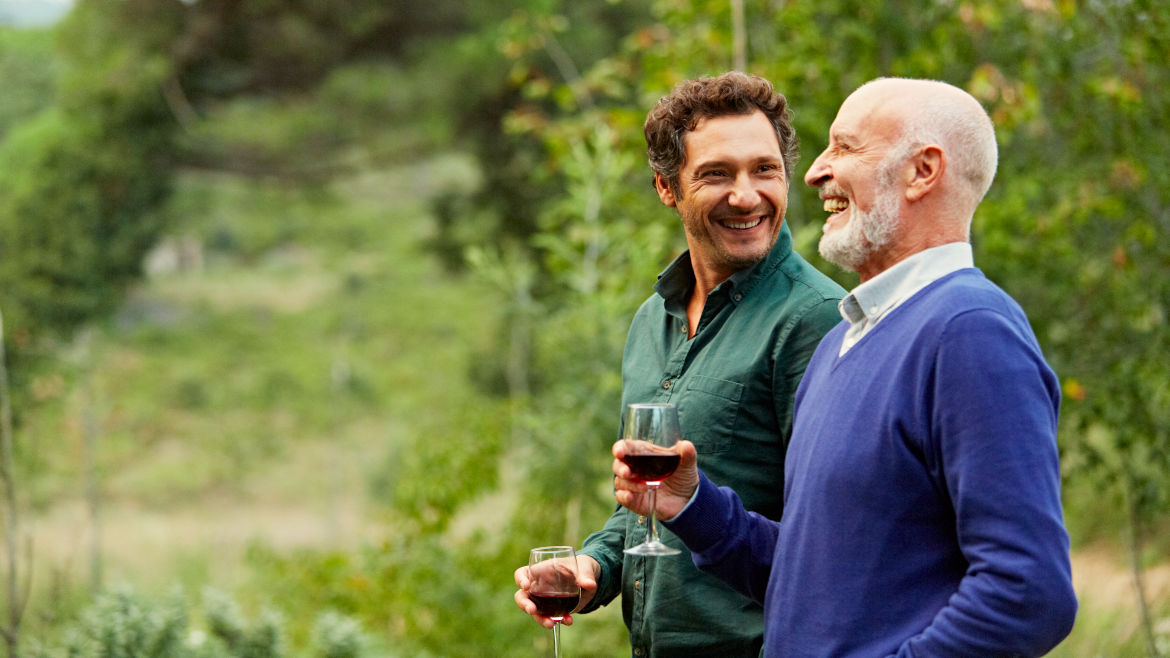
[514,553,599,630]
[524,546,582,657]
[618,403,690,556]
[612,435,699,522]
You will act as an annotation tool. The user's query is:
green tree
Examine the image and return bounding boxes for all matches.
[963,3,1170,653]
[0,0,176,375]
[0,27,57,139]
[0,0,495,367]
[430,0,655,269]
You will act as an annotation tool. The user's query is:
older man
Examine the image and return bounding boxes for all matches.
[612,77,1078,657]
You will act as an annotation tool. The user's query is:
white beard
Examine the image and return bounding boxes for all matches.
[818,155,904,272]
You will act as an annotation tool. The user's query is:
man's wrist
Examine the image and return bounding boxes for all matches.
[661,473,731,555]
[663,483,701,522]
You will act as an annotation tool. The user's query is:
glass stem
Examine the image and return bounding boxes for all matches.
[552,620,562,657]
[647,486,662,545]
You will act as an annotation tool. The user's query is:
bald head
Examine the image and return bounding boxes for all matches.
[848,78,998,211]
[804,77,1001,279]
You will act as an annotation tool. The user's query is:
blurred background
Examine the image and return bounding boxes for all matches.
[0,0,1166,655]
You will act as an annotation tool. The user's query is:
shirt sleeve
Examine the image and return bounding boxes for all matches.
[662,472,780,605]
[772,296,843,434]
[895,308,1077,656]
[576,504,627,613]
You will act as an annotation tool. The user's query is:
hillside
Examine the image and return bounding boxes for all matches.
[21,153,518,636]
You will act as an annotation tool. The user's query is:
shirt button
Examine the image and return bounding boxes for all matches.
[634,580,642,591]
[637,515,645,525]
[634,649,644,656]
[662,380,671,390]
[733,293,743,302]
[680,323,687,333]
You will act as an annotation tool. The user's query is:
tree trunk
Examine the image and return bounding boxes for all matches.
[0,310,21,657]
[82,360,103,593]
[1126,479,1160,657]
[730,0,747,71]
[506,262,535,455]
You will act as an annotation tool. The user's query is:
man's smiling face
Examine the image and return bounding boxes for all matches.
[659,110,789,282]
[803,88,908,275]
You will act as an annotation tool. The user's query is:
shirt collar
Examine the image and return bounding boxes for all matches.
[838,241,974,325]
[654,221,795,307]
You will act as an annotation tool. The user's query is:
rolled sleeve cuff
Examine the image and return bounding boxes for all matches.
[577,540,622,613]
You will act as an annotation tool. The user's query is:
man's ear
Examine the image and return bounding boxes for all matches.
[905,144,945,202]
[655,173,678,207]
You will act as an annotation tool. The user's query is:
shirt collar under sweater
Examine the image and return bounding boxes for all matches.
[837,241,974,355]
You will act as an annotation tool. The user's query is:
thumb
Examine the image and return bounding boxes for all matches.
[576,555,600,591]
[678,439,698,469]
[514,566,530,589]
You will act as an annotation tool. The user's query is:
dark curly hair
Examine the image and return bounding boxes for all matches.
[644,72,797,198]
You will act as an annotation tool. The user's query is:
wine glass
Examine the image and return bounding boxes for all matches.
[621,402,682,556]
[527,546,581,657]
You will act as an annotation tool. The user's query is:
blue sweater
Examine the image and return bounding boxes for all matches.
[666,269,1077,657]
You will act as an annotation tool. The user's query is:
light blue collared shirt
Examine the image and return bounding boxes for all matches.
[837,242,975,356]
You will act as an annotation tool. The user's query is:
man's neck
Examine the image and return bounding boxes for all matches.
[684,260,743,338]
[858,221,969,283]
[691,263,735,302]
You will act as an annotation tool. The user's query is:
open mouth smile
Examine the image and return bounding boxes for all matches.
[720,216,764,230]
[823,198,849,213]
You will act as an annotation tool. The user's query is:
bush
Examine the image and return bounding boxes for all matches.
[28,584,373,658]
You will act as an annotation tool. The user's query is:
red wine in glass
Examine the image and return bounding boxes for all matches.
[621,403,683,556]
[527,546,581,657]
[529,591,581,620]
[622,451,680,484]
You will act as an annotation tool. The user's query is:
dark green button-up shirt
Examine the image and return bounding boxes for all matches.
[579,223,845,657]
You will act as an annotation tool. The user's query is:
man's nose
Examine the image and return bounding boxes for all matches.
[728,173,761,208]
[804,152,830,187]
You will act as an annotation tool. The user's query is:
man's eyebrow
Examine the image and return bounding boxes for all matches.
[830,130,858,146]
[689,157,732,171]
[694,152,783,169]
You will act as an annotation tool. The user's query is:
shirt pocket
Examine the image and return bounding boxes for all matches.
[679,375,743,454]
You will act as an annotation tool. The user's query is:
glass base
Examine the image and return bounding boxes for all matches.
[624,540,681,556]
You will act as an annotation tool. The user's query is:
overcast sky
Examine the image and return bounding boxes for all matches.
[0,0,72,27]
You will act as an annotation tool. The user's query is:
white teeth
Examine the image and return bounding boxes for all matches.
[724,217,763,230]
[823,198,849,213]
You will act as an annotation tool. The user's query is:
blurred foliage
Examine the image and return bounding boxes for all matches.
[429,0,656,269]
[956,0,1170,569]
[0,0,492,401]
[27,584,370,657]
[0,2,176,434]
[0,27,57,138]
